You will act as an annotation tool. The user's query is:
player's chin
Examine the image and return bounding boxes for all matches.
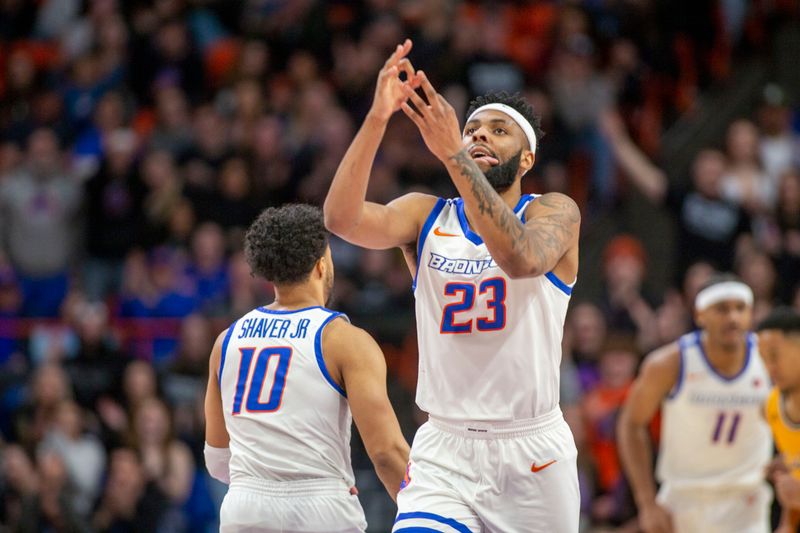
[472,158,496,172]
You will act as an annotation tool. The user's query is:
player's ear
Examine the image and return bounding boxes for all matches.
[313,256,325,280]
[520,149,535,174]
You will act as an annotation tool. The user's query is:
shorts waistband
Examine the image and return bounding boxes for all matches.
[230,475,351,496]
[429,407,564,439]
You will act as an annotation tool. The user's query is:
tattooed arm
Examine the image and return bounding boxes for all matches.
[447,150,580,278]
[401,73,580,279]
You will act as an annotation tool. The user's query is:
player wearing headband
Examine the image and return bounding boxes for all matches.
[325,39,580,532]
[618,274,772,533]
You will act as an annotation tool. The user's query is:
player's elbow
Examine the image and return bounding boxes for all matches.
[323,202,357,237]
[498,256,546,280]
[368,440,409,476]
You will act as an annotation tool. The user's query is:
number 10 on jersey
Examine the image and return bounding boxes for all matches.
[440,277,506,334]
[232,347,293,415]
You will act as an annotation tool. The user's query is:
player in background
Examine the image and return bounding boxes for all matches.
[204,204,410,533]
[325,39,581,532]
[618,274,772,533]
[758,307,800,533]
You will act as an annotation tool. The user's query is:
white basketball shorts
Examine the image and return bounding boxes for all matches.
[657,482,771,533]
[393,407,580,532]
[220,476,367,533]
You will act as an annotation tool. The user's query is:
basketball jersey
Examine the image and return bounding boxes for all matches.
[766,387,800,480]
[656,331,772,490]
[413,195,573,421]
[218,306,355,486]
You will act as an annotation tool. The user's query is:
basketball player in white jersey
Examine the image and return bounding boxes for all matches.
[617,274,772,533]
[204,204,410,532]
[325,39,581,532]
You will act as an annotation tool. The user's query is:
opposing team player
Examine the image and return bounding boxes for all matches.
[204,204,410,533]
[758,307,800,532]
[618,275,772,533]
[325,39,581,532]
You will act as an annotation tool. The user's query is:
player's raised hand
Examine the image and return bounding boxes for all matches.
[369,39,419,122]
[400,71,463,163]
[638,502,674,533]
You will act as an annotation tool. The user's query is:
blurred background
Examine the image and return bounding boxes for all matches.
[0,0,799,531]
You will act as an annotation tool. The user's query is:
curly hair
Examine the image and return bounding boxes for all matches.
[466,91,544,144]
[244,204,328,285]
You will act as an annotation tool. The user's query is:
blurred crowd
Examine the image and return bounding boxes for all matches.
[0,0,798,531]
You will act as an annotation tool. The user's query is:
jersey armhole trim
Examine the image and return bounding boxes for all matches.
[666,342,685,400]
[218,319,238,386]
[413,197,447,292]
[545,271,574,295]
[314,313,347,398]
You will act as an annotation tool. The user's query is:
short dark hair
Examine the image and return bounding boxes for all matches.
[757,307,800,333]
[466,91,544,144]
[244,204,328,285]
[697,273,744,294]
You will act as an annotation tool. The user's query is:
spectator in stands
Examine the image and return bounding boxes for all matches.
[721,119,773,214]
[0,128,82,316]
[83,128,146,302]
[129,397,194,525]
[92,448,169,532]
[601,110,752,276]
[186,222,229,316]
[14,364,72,452]
[598,235,659,349]
[0,444,39,527]
[566,302,608,392]
[757,83,799,188]
[38,401,105,518]
[17,449,88,532]
[582,334,639,528]
[63,301,127,411]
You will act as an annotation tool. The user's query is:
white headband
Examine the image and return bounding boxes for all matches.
[466,103,537,153]
[695,281,753,311]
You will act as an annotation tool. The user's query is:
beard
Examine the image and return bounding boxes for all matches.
[483,151,522,192]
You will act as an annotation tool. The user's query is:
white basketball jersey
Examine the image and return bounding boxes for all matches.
[413,195,573,421]
[656,331,772,490]
[218,306,355,486]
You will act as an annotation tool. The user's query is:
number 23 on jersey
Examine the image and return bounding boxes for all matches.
[440,277,506,334]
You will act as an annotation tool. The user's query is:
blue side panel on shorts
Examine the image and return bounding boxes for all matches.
[413,198,447,291]
[314,312,347,398]
[395,528,446,533]
[394,512,473,533]
[218,319,238,386]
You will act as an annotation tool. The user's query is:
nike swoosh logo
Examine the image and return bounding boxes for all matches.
[433,226,459,237]
[531,460,557,473]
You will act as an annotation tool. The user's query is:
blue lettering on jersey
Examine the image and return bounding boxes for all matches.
[238,317,307,339]
[428,252,497,275]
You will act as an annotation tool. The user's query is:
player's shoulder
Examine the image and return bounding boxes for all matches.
[639,340,682,380]
[526,192,580,217]
[321,315,378,351]
[389,191,441,216]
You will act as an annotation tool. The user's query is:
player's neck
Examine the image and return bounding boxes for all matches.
[268,284,325,310]
[463,184,522,226]
[701,333,747,377]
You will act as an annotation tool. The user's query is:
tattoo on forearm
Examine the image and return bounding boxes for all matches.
[448,149,580,271]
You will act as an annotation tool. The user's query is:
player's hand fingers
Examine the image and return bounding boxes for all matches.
[402,84,429,116]
[383,38,412,68]
[396,58,416,84]
[418,71,439,108]
[400,102,425,127]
